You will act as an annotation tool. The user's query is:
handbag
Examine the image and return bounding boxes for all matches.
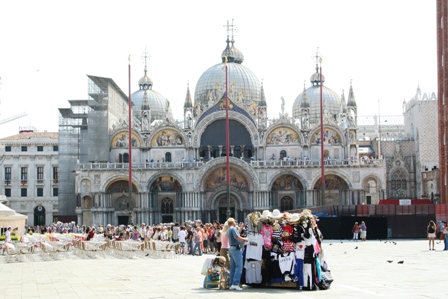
[321,270,334,285]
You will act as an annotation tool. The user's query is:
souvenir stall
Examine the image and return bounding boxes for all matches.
[240,209,333,291]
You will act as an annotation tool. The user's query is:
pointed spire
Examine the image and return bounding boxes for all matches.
[301,82,309,108]
[138,48,153,90]
[347,80,356,107]
[141,90,150,111]
[259,80,267,106]
[340,89,347,113]
[184,82,192,108]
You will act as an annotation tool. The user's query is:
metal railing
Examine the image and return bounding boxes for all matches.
[75,161,205,170]
[250,158,384,168]
[74,158,384,171]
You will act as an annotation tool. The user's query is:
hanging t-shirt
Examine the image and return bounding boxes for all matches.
[282,240,295,253]
[260,224,273,250]
[245,260,263,284]
[278,252,295,275]
[294,240,306,259]
[245,233,264,261]
[272,225,283,241]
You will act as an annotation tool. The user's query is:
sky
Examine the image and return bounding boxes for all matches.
[0,0,437,138]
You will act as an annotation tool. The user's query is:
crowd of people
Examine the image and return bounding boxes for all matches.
[428,220,448,251]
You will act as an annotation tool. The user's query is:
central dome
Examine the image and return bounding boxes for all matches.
[194,39,261,108]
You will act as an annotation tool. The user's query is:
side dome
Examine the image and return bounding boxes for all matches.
[131,69,169,121]
[292,71,341,125]
[131,89,169,121]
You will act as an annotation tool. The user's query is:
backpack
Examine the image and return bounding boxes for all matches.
[428,226,435,233]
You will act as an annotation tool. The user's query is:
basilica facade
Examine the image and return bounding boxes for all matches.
[58,35,386,226]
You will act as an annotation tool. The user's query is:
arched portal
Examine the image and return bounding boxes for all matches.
[217,195,237,223]
[314,174,349,205]
[34,205,46,226]
[271,174,306,208]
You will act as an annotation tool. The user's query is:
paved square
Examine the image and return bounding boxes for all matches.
[0,239,447,298]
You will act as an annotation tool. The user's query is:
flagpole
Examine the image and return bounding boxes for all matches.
[128,55,133,225]
[319,57,325,206]
[225,57,231,220]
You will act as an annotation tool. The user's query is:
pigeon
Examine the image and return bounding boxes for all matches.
[344,252,347,254]
[329,243,333,246]
[355,246,358,249]
[384,241,387,243]
[397,260,404,264]
[393,242,397,245]
[386,260,393,263]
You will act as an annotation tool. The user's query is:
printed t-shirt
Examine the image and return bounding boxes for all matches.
[245,233,264,261]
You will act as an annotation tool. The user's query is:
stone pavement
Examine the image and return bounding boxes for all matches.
[0,239,447,299]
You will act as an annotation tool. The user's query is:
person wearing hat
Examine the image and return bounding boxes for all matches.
[352,222,360,241]
[226,218,248,291]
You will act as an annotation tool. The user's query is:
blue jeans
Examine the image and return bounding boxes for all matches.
[189,240,194,254]
[445,235,448,250]
[193,241,202,255]
[229,246,243,286]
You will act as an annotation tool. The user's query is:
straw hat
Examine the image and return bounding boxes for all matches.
[259,210,272,220]
[270,209,283,219]
[289,213,300,223]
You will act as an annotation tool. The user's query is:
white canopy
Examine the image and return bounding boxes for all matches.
[0,203,27,236]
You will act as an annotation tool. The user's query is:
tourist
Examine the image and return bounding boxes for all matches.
[193,225,203,256]
[187,225,194,255]
[139,223,146,241]
[360,221,367,241]
[226,217,248,291]
[172,222,180,243]
[427,220,436,250]
[178,226,187,254]
[2,226,12,255]
[166,226,172,242]
[443,221,448,250]
[215,223,222,254]
[352,222,360,241]
[220,222,230,268]
[86,227,95,241]
[131,226,140,241]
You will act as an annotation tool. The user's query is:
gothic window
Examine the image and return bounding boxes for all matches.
[391,170,407,190]
[161,197,174,214]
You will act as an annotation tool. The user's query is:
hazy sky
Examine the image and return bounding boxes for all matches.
[0,0,436,138]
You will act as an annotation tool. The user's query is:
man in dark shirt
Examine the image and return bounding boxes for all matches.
[186,226,194,255]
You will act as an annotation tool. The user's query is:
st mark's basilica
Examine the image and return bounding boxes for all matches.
[58,30,386,226]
